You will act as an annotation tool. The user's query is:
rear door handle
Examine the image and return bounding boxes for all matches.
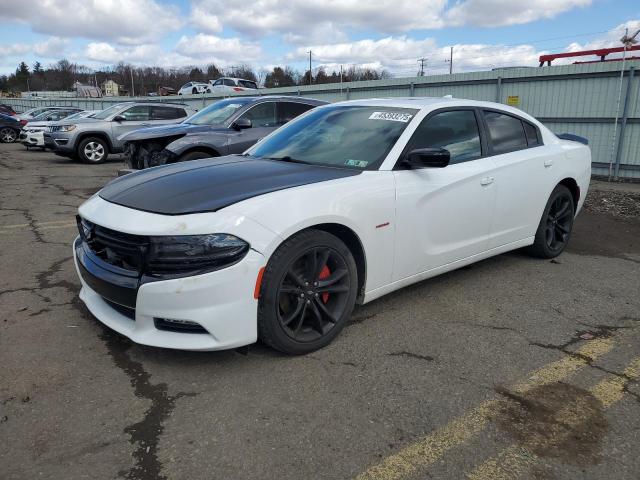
[544,159,554,168]
[480,176,494,186]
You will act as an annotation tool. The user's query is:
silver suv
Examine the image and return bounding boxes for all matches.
[43,102,196,164]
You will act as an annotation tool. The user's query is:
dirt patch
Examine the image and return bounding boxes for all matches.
[583,189,640,219]
[493,382,608,465]
[567,211,640,261]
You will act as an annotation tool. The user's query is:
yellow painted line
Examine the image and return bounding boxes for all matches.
[0,219,74,229]
[466,356,640,480]
[0,222,76,233]
[355,338,614,480]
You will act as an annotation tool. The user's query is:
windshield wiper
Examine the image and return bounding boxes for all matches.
[263,156,310,165]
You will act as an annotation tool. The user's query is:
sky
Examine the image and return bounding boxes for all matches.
[0,0,639,78]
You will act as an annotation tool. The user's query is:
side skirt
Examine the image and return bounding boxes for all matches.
[362,237,534,304]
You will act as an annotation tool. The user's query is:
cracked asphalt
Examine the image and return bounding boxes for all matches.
[1,142,639,480]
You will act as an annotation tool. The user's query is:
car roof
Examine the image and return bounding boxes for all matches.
[327,97,534,118]
[224,96,326,105]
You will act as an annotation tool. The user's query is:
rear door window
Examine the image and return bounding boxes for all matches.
[239,102,277,127]
[277,102,315,125]
[151,106,183,120]
[121,106,151,121]
[223,79,236,87]
[483,111,528,154]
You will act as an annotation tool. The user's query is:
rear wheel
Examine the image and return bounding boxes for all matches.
[258,230,358,355]
[0,127,17,143]
[192,87,198,94]
[527,184,575,258]
[78,137,109,164]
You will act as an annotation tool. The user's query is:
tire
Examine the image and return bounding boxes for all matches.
[192,88,197,94]
[258,229,358,355]
[526,184,575,259]
[77,137,108,164]
[179,151,215,162]
[0,127,18,143]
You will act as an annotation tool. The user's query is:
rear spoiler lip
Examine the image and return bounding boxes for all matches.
[556,133,589,145]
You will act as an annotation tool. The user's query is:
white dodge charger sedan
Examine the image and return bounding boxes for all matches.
[74,98,591,354]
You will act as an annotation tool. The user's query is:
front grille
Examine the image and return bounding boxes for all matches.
[78,217,149,273]
[48,125,62,132]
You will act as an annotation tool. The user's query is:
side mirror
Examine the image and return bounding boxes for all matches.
[113,114,126,122]
[231,118,252,131]
[403,147,450,169]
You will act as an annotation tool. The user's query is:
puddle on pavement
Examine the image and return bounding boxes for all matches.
[493,382,608,465]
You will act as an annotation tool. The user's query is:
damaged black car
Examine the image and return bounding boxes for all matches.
[120,96,326,169]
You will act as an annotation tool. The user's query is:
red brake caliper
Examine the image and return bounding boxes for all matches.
[319,265,330,303]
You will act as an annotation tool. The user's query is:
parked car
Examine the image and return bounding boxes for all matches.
[177,82,208,95]
[44,102,196,164]
[73,97,591,354]
[0,104,17,116]
[20,110,98,149]
[121,96,326,169]
[207,77,258,93]
[0,113,25,143]
[17,106,83,121]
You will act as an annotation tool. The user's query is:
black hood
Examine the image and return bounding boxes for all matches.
[99,155,361,215]
[119,122,228,142]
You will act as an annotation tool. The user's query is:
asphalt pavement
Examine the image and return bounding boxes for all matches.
[1,142,639,480]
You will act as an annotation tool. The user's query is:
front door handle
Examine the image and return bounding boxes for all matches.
[480,176,494,186]
[544,159,554,168]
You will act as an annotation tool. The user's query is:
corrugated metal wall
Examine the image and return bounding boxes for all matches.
[4,61,639,177]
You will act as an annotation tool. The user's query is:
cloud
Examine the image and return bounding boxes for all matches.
[0,37,68,59]
[189,0,593,44]
[84,35,263,69]
[0,0,182,45]
[445,0,592,27]
[174,34,263,63]
[289,36,543,75]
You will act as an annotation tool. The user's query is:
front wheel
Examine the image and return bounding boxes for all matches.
[527,184,575,258]
[258,230,358,355]
[78,137,109,164]
[0,127,17,143]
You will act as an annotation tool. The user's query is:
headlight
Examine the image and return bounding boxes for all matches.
[146,234,249,275]
[59,125,76,132]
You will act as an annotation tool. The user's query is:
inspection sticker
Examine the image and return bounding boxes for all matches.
[345,159,369,168]
[369,111,413,122]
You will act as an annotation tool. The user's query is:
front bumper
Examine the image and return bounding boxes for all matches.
[21,131,44,147]
[74,236,264,351]
[43,132,73,153]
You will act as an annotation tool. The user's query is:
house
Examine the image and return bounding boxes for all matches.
[102,79,121,97]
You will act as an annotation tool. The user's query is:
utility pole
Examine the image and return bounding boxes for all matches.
[340,65,343,95]
[449,47,453,74]
[308,50,313,85]
[417,57,427,76]
[130,67,135,97]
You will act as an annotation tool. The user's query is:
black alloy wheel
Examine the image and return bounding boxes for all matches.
[0,127,18,143]
[258,230,358,354]
[545,194,573,251]
[277,246,350,342]
[527,184,575,258]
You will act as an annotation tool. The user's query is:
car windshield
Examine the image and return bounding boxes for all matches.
[185,98,252,126]
[91,104,127,120]
[247,105,418,170]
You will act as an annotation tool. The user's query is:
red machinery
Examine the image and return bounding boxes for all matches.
[539,45,640,66]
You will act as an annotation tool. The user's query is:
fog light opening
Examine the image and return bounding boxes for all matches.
[154,317,208,334]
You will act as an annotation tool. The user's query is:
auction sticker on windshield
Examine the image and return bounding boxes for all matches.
[369,111,413,122]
